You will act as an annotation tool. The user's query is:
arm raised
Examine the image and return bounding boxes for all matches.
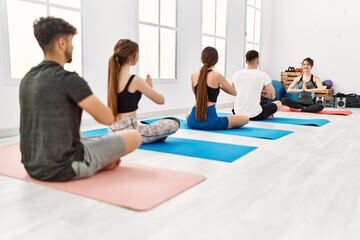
[134,75,165,104]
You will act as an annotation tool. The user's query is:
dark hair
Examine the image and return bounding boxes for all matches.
[245,50,259,62]
[196,46,218,121]
[302,57,314,66]
[108,39,139,118]
[33,16,77,53]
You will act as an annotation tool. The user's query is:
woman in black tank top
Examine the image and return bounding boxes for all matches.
[107,39,180,144]
[282,57,325,112]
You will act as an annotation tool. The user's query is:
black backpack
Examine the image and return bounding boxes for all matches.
[335,92,360,107]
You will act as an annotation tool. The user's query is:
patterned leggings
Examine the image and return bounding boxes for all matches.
[109,114,180,144]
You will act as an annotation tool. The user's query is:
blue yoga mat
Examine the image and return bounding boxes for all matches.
[142,118,292,140]
[81,128,257,163]
[138,137,257,163]
[217,112,330,127]
[82,128,108,138]
[260,117,330,126]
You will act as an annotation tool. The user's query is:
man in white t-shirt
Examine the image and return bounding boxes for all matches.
[231,50,282,120]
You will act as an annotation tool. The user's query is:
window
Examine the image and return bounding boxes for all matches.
[2,0,82,83]
[138,0,177,80]
[202,0,228,75]
[245,0,261,54]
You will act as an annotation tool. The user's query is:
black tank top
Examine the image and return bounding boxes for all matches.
[298,74,316,104]
[194,70,220,102]
[117,75,142,113]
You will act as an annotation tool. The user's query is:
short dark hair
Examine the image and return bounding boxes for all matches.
[33,16,77,53]
[302,57,314,66]
[246,50,259,62]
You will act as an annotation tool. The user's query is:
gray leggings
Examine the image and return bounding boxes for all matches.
[109,114,180,144]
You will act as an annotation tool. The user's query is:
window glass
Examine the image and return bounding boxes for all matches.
[139,24,159,78]
[247,0,255,7]
[254,9,261,43]
[5,0,82,79]
[160,29,176,78]
[215,38,226,74]
[202,0,215,35]
[245,0,261,68]
[7,0,46,79]
[202,35,215,50]
[160,0,176,27]
[139,0,177,80]
[246,6,255,42]
[216,0,227,37]
[49,0,81,9]
[202,0,227,76]
[255,0,261,9]
[139,0,159,24]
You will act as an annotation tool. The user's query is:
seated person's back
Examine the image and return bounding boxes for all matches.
[232,69,271,117]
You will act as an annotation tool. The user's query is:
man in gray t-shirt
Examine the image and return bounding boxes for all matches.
[19,17,141,181]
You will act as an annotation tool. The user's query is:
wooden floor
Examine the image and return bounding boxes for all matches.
[1,107,360,240]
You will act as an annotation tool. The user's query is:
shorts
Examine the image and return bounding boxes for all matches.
[187,105,229,130]
[250,102,278,120]
[71,134,125,179]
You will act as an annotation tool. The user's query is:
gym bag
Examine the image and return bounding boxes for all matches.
[335,92,360,108]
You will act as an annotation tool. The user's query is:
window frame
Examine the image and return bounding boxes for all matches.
[0,0,83,85]
[201,0,228,76]
[245,0,262,66]
[138,0,178,82]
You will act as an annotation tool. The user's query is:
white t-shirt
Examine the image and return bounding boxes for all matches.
[232,69,271,117]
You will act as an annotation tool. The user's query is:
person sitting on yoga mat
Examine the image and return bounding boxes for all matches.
[231,50,283,120]
[281,57,324,112]
[107,39,180,143]
[186,46,249,130]
[19,17,141,182]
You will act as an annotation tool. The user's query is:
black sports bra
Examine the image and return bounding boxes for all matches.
[298,74,317,88]
[117,75,142,113]
[194,85,220,102]
[194,70,220,102]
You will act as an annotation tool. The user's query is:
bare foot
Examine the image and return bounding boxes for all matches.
[289,108,301,112]
[267,114,274,119]
[101,159,121,171]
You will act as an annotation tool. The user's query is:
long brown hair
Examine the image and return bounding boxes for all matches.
[196,46,218,121]
[108,39,139,118]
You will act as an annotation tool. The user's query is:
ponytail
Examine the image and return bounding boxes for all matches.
[108,39,139,118]
[108,55,120,118]
[195,65,209,121]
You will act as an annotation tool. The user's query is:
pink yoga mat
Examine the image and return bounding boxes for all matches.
[0,143,206,211]
[279,107,352,116]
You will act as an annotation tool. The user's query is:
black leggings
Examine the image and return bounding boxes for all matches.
[250,102,278,120]
[282,97,324,113]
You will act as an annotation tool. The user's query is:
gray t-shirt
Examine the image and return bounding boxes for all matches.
[19,61,92,181]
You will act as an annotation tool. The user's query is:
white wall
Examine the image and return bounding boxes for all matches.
[0,0,249,133]
[262,0,360,94]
